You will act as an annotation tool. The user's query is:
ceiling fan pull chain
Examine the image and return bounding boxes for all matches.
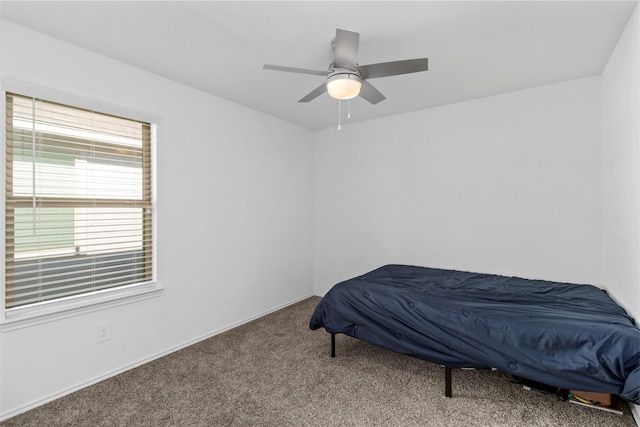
[338,99,342,130]
[348,99,351,120]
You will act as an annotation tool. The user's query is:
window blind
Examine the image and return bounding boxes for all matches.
[5,92,153,309]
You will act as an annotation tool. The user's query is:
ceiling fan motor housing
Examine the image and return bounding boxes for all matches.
[328,66,362,82]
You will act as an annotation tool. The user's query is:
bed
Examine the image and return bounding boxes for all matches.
[309,264,640,404]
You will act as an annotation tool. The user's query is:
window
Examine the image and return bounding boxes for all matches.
[5,92,153,310]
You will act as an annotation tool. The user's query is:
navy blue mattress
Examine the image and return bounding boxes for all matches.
[309,264,640,404]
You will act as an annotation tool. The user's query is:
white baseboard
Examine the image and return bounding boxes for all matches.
[0,293,315,422]
[631,402,640,426]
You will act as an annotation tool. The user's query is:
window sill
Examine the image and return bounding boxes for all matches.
[0,282,163,332]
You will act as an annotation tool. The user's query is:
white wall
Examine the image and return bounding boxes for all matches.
[313,77,602,295]
[0,21,313,419]
[601,6,640,423]
[601,4,640,322]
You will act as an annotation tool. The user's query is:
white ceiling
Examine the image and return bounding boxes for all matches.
[1,1,637,130]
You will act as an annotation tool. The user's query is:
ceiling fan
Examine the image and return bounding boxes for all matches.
[263,28,428,104]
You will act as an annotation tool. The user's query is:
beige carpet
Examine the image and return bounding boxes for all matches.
[1,296,636,426]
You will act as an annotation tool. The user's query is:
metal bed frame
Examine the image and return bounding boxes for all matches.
[330,332,453,397]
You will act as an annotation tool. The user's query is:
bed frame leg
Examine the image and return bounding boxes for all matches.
[331,333,336,358]
[444,367,452,397]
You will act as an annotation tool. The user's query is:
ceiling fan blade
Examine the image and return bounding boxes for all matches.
[333,28,359,67]
[263,64,327,76]
[359,58,428,79]
[298,83,327,103]
[359,80,386,105]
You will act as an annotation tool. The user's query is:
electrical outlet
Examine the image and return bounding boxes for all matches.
[96,321,112,343]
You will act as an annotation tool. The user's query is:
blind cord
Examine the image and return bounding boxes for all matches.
[31,97,36,236]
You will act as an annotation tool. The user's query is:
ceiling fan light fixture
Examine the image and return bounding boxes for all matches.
[327,73,362,100]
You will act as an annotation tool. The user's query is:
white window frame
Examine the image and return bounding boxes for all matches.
[0,79,162,331]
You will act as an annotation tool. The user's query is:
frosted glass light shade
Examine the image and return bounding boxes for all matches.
[327,74,362,100]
